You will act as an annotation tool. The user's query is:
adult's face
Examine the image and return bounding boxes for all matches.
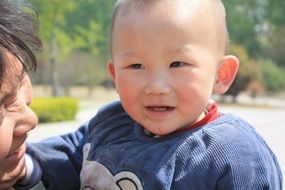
[0,52,37,180]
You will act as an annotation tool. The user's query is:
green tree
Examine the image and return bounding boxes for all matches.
[225,0,285,64]
[224,0,267,58]
[266,0,285,25]
[63,0,116,88]
[224,0,285,98]
[28,0,77,96]
[29,0,116,94]
[64,0,116,59]
[263,0,285,67]
[267,27,285,67]
[261,60,285,94]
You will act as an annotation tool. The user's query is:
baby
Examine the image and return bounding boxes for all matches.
[6,0,285,189]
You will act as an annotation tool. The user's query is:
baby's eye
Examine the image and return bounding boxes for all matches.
[128,63,144,69]
[169,61,186,68]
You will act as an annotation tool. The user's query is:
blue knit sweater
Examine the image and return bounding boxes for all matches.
[25,101,282,190]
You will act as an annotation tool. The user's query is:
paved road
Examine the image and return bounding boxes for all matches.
[28,105,285,177]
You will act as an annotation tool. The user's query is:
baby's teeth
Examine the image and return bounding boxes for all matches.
[152,107,167,111]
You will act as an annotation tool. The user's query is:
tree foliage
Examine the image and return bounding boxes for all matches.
[27,0,115,95]
[63,0,115,57]
[261,60,285,93]
[267,27,285,67]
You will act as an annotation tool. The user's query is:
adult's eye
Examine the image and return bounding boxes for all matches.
[129,63,144,69]
[169,61,186,68]
[4,96,18,108]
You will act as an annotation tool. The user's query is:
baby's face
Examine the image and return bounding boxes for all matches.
[0,52,37,172]
[109,0,224,135]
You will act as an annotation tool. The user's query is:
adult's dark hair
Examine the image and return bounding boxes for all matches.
[0,0,42,86]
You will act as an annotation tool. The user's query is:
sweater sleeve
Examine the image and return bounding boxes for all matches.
[25,122,89,190]
[16,101,125,190]
[207,118,283,190]
[13,154,43,189]
[175,115,282,190]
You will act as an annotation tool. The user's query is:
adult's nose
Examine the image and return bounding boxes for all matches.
[13,106,38,137]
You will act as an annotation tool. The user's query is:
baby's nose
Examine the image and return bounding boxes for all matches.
[145,75,171,95]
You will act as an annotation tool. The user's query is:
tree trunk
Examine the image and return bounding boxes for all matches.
[50,29,61,96]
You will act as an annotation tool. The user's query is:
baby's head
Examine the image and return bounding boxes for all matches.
[108,0,239,135]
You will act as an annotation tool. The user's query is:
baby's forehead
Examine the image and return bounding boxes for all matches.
[112,0,228,56]
[113,0,225,34]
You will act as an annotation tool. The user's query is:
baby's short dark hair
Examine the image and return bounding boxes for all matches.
[0,0,42,86]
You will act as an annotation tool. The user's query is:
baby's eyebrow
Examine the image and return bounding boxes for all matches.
[168,45,193,54]
[121,51,138,58]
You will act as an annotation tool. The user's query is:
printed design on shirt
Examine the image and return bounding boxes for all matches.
[80,143,143,190]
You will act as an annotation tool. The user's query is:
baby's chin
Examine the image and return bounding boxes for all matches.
[143,125,179,137]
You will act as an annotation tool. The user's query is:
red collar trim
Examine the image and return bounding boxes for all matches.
[176,102,219,133]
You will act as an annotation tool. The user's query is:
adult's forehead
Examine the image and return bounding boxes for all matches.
[0,52,24,100]
[5,52,24,79]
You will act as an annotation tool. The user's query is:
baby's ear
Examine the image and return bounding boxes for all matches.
[107,60,116,82]
[213,55,239,94]
[107,60,120,93]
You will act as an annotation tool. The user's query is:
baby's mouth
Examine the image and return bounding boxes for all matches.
[146,106,175,112]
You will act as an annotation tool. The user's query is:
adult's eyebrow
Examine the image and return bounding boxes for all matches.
[0,91,12,105]
[0,73,24,105]
[0,94,5,105]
